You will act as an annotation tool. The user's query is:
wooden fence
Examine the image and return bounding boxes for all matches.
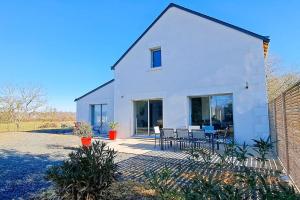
[269,81,300,188]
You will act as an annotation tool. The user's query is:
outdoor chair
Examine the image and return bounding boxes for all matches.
[202,125,215,141]
[191,129,207,148]
[202,125,214,132]
[162,128,175,150]
[176,128,190,150]
[154,126,161,148]
[214,127,232,149]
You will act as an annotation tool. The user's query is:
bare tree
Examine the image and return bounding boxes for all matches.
[42,106,58,122]
[265,55,300,102]
[0,85,46,130]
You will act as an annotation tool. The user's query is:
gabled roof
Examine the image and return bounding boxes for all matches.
[74,79,114,102]
[111,3,270,70]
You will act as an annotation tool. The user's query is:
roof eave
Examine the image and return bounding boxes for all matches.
[74,79,114,102]
[264,37,270,43]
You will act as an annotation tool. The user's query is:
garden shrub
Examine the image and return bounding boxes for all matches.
[182,170,300,200]
[72,122,93,137]
[39,122,58,129]
[183,174,224,200]
[60,123,72,129]
[46,141,117,200]
[35,181,157,200]
[144,166,183,200]
[252,136,276,168]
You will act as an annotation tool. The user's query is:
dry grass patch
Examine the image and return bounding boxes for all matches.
[0,121,74,132]
[108,180,157,200]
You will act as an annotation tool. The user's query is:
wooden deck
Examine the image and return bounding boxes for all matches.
[98,137,284,187]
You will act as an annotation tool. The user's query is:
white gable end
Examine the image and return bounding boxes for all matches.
[114,6,269,143]
[114,6,265,94]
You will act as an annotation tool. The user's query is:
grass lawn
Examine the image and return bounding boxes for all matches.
[0,121,74,132]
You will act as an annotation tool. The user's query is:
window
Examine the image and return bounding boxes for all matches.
[151,48,161,68]
[190,94,233,130]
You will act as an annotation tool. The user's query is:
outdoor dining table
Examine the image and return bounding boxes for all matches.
[204,130,213,149]
[159,131,176,151]
[205,130,225,151]
[159,129,220,152]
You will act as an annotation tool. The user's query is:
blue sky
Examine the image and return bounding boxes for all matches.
[0,0,299,112]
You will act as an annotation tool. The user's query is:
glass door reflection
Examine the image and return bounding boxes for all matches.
[190,94,233,132]
[149,100,163,134]
[135,99,163,135]
[135,101,149,135]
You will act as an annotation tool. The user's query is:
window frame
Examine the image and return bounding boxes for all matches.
[150,47,162,68]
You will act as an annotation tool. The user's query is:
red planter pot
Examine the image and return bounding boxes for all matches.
[81,137,92,147]
[109,130,117,140]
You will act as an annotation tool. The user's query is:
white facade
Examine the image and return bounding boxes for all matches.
[76,80,114,132]
[75,4,270,144]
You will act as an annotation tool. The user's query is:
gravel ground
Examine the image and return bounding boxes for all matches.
[0,151,61,199]
[0,132,80,199]
[0,132,143,199]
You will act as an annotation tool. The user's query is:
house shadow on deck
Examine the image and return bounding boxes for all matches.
[102,137,283,188]
[98,137,282,170]
[115,150,283,189]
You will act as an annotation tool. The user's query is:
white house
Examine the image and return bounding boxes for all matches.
[75,3,270,144]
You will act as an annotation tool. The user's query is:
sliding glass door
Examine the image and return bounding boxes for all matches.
[191,97,210,126]
[135,101,149,135]
[91,104,108,134]
[190,94,233,131]
[135,100,163,135]
[91,105,101,126]
[149,100,163,134]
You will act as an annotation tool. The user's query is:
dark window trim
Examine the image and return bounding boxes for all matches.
[151,48,161,68]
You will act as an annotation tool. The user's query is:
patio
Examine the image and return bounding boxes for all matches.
[97,137,282,171]
[0,131,285,199]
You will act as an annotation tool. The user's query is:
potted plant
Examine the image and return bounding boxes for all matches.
[73,122,93,147]
[108,121,118,140]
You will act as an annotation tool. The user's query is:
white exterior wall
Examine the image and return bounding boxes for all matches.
[114,7,269,144]
[76,82,114,125]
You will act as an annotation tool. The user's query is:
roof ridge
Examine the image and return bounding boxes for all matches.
[169,3,270,41]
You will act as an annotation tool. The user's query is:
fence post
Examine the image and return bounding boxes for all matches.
[281,93,290,175]
[273,101,278,156]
